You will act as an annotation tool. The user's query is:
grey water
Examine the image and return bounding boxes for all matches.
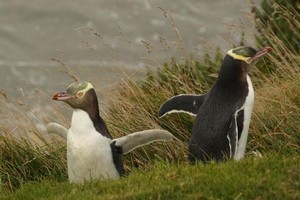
[0,0,260,130]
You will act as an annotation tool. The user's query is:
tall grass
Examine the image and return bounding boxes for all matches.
[0,95,68,191]
[0,132,67,191]
[0,0,299,192]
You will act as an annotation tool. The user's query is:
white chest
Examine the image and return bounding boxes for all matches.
[67,109,119,184]
[234,75,255,160]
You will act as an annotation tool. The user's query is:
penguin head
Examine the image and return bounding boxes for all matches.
[218,46,272,82]
[52,81,98,110]
[227,46,272,64]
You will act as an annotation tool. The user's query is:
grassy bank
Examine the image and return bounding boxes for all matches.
[1,153,299,199]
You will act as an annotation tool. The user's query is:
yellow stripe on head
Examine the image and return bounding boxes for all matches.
[80,82,93,93]
[76,82,93,98]
[67,81,94,98]
[227,49,251,62]
[227,46,258,64]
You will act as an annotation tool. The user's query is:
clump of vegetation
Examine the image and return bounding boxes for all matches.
[252,0,300,74]
[0,130,67,191]
[254,0,300,54]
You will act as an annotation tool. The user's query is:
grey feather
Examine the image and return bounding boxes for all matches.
[46,122,68,139]
[113,129,174,154]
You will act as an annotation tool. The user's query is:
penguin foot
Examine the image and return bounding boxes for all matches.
[251,150,263,158]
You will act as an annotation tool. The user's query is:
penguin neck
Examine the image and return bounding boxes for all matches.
[216,55,249,86]
[73,90,112,139]
[71,109,97,135]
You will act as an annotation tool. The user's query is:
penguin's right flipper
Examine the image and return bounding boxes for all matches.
[158,94,207,118]
[113,129,174,154]
[47,122,68,140]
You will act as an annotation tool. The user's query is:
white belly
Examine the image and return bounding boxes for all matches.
[67,110,119,184]
[234,75,254,160]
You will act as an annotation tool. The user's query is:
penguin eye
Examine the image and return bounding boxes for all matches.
[245,57,252,64]
[77,91,84,98]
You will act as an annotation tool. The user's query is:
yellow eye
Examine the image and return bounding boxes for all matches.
[77,91,84,98]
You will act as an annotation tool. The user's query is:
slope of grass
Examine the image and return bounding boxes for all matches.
[1,153,299,199]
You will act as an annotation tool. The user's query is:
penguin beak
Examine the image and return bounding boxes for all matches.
[52,92,73,101]
[246,46,272,63]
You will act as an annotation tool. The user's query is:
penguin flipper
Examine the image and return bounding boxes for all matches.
[46,122,68,140]
[158,94,207,118]
[110,141,125,176]
[227,114,239,158]
[113,129,174,154]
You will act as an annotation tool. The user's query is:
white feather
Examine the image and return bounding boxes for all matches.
[227,134,232,158]
[67,109,119,184]
[161,109,197,118]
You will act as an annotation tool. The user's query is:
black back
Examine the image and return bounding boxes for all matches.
[188,55,249,163]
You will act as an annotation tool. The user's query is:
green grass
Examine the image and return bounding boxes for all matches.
[1,153,299,199]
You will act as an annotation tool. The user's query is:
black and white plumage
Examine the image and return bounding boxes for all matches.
[51,81,173,183]
[158,94,207,117]
[158,46,272,163]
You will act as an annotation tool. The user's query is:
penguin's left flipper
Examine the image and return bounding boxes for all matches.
[158,94,207,118]
[46,122,68,140]
[227,114,239,158]
[113,129,174,154]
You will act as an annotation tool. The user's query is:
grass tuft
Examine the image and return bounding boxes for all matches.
[0,131,67,191]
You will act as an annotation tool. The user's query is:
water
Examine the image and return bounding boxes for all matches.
[0,0,260,131]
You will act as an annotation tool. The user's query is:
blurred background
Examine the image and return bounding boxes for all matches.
[0,0,260,95]
[0,0,259,128]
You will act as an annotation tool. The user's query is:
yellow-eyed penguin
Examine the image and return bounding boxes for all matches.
[51,81,173,183]
[158,46,272,163]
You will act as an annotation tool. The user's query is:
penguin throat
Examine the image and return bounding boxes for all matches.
[71,109,96,134]
[71,109,112,139]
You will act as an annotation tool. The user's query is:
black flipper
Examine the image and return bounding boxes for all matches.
[110,141,125,176]
[227,113,239,158]
[158,94,207,118]
[236,110,244,140]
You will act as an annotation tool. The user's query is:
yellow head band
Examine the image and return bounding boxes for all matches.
[227,49,252,63]
[76,82,94,98]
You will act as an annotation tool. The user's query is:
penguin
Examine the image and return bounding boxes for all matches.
[158,46,272,163]
[51,81,173,183]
